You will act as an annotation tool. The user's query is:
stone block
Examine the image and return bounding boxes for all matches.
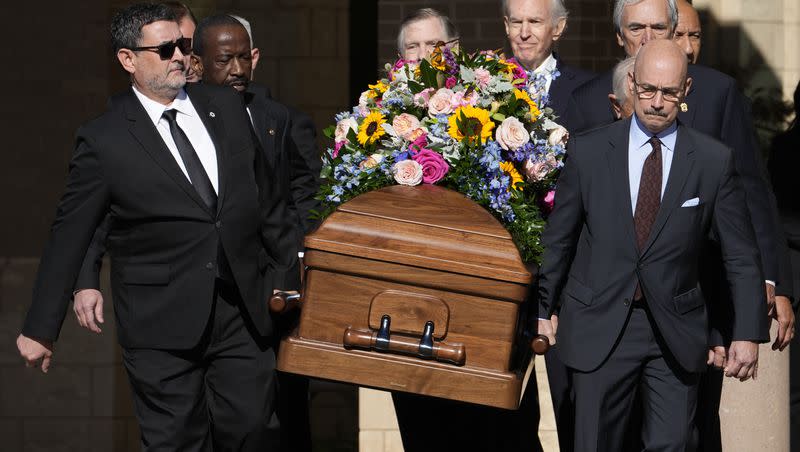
[338,9,350,58]
[278,58,349,108]
[0,366,91,417]
[0,258,39,314]
[358,388,399,430]
[359,430,385,452]
[91,364,135,418]
[22,419,89,452]
[87,420,129,452]
[379,4,403,22]
[261,10,312,58]
[312,8,340,57]
[127,419,142,452]
[0,419,23,452]
[454,1,502,21]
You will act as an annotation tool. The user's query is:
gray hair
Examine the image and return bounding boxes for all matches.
[396,8,458,54]
[501,0,569,26]
[614,0,678,34]
[230,14,254,49]
[612,57,636,103]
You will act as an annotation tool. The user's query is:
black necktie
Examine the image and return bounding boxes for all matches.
[633,137,663,300]
[162,109,217,212]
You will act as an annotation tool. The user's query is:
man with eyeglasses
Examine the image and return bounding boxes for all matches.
[15,4,298,450]
[563,2,795,446]
[537,39,768,451]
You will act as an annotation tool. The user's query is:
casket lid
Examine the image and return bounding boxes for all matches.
[305,185,531,284]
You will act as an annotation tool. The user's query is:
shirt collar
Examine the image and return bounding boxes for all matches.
[532,53,557,75]
[131,85,193,124]
[630,114,678,153]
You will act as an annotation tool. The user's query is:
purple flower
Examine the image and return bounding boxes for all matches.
[412,148,450,184]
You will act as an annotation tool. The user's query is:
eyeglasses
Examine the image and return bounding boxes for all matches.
[130,37,192,60]
[632,77,683,102]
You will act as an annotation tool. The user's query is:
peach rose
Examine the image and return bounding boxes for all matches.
[393,159,423,186]
[523,155,558,182]
[427,88,455,116]
[360,154,384,169]
[392,113,421,140]
[495,117,530,150]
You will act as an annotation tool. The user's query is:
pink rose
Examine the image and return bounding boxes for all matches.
[474,68,492,89]
[393,159,423,186]
[495,117,530,150]
[541,190,556,213]
[523,155,558,182]
[449,90,478,109]
[412,148,449,184]
[445,76,457,89]
[413,88,435,107]
[392,113,421,140]
[427,88,455,116]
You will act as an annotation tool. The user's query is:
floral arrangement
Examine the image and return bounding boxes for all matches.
[318,45,569,263]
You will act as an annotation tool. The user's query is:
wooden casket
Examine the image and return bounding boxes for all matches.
[276,184,536,409]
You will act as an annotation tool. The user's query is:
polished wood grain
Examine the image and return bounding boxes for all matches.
[367,289,449,339]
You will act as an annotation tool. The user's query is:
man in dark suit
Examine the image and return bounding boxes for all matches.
[538,39,768,451]
[563,2,795,450]
[190,14,318,452]
[501,0,594,450]
[16,4,297,450]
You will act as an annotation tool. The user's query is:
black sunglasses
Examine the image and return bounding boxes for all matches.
[130,37,192,60]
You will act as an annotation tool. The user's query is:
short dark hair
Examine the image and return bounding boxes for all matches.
[193,14,248,56]
[162,1,197,26]
[111,3,177,54]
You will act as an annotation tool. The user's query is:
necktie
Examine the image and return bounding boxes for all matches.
[162,109,217,212]
[633,137,663,300]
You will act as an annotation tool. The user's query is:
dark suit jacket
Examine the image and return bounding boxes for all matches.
[548,57,594,120]
[537,118,769,373]
[562,64,793,302]
[245,83,321,239]
[23,83,297,348]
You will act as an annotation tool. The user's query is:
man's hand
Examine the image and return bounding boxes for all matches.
[724,340,759,381]
[73,289,104,333]
[538,318,556,346]
[550,314,559,338]
[765,283,776,317]
[707,345,727,369]
[16,334,54,373]
[771,295,795,351]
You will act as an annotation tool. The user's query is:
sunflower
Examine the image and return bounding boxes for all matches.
[500,161,524,191]
[357,111,387,146]
[514,89,542,119]
[447,106,496,145]
[368,80,389,94]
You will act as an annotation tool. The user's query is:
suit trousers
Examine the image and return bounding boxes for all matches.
[544,347,575,452]
[572,305,700,452]
[121,280,277,452]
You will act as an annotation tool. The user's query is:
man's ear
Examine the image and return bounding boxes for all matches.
[552,17,567,41]
[684,76,693,97]
[609,93,623,120]
[251,47,261,71]
[117,49,136,75]
[503,16,511,37]
[190,55,203,78]
[616,32,625,48]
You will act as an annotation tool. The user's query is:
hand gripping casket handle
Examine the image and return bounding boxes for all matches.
[343,315,466,366]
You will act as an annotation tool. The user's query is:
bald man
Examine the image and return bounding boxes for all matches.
[674,0,701,63]
[537,40,768,451]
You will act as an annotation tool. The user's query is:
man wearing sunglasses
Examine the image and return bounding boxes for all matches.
[538,39,768,451]
[15,3,298,451]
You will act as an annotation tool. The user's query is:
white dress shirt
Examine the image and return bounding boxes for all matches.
[628,115,677,214]
[132,86,219,193]
[532,53,558,94]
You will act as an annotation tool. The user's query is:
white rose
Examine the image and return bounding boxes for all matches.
[334,117,359,142]
[495,117,530,150]
[393,159,423,186]
[427,88,455,116]
[547,125,569,147]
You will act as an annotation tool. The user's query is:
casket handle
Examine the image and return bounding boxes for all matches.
[531,335,550,355]
[343,316,466,366]
[269,292,302,314]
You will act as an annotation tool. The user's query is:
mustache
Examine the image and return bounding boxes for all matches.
[170,61,185,72]
[643,108,668,118]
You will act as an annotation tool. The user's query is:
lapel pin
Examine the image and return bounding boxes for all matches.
[209,111,216,118]
[268,129,276,136]
[680,102,688,112]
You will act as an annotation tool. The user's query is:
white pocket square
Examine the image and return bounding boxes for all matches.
[681,197,700,207]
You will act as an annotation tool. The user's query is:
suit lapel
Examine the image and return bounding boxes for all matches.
[187,85,228,215]
[606,118,639,257]
[640,123,695,256]
[122,89,212,215]
[246,88,279,166]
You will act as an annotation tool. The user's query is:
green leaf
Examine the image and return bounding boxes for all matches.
[323,125,336,140]
[492,113,506,122]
